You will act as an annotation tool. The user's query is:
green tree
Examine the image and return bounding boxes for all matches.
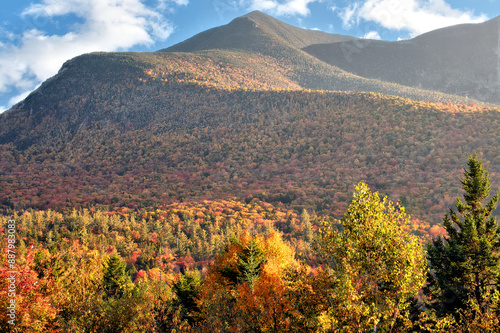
[237,238,267,293]
[173,269,202,322]
[103,254,130,297]
[316,182,427,332]
[427,153,500,316]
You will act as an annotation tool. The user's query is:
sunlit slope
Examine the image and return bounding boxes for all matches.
[161,11,483,104]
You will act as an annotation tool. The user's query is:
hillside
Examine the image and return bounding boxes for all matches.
[304,15,500,104]
[0,11,499,227]
[1,74,499,224]
[160,10,486,105]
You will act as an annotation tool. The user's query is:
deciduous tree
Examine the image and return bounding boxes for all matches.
[316,182,427,332]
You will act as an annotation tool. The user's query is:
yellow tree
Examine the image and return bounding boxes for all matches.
[316,182,427,332]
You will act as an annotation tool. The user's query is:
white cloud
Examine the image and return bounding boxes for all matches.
[0,0,185,111]
[158,0,188,12]
[9,90,33,107]
[246,0,319,16]
[363,30,381,39]
[339,0,488,37]
[339,2,360,28]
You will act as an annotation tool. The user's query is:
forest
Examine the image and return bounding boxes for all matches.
[1,10,500,332]
[1,81,499,224]
[1,153,499,332]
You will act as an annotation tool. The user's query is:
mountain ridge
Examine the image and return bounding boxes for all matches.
[161,10,357,53]
[303,14,500,104]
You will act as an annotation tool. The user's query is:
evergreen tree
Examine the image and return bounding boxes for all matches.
[237,239,266,293]
[427,153,500,315]
[103,254,130,297]
[173,269,202,319]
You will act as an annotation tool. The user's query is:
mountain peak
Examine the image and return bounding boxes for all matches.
[161,11,355,53]
[242,10,270,19]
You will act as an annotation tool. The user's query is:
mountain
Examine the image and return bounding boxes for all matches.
[0,11,499,226]
[161,10,494,105]
[303,15,500,104]
[163,10,357,53]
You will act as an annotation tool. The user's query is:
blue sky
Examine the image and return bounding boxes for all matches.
[0,0,498,112]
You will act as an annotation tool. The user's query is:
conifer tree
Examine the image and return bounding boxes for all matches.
[427,153,500,315]
[103,254,129,297]
[237,239,266,292]
[173,269,202,319]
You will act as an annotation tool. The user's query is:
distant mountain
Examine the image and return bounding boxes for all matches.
[303,15,500,104]
[161,10,493,104]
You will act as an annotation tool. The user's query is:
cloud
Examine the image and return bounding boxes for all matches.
[339,0,488,37]
[339,2,360,28]
[363,30,381,39]
[0,0,185,111]
[246,0,319,16]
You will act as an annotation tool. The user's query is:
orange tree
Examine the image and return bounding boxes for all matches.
[195,230,301,332]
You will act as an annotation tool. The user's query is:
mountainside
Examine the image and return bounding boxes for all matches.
[0,11,499,227]
[161,10,492,105]
[163,11,357,53]
[1,76,499,224]
[304,16,500,104]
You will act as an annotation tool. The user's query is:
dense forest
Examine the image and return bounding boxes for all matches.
[1,81,499,223]
[1,154,499,332]
[1,10,500,332]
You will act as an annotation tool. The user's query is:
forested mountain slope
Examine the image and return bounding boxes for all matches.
[0,11,499,227]
[1,76,499,224]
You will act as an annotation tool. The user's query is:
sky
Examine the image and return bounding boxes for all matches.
[0,0,498,113]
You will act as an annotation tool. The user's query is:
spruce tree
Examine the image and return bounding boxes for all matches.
[173,269,202,318]
[427,153,500,315]
[103,254,129,297]
[237,239,266,293]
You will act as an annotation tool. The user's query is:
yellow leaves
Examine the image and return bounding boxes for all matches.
[317,182,427,331]
[260,229,298,275]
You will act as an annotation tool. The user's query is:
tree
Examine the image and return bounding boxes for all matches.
[172,269,201,321]
[237,239,266,293]
[315,182,427,332]
[197,230,300,332]
[427,153,500,316]
[300,209,314,243]
[103,254,130,297]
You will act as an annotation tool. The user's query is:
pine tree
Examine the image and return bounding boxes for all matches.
[427,153,500,315]
[173,269,201,319]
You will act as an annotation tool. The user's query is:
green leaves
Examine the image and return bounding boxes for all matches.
[237,239,266,292]
[103,254,130,298]
[427,153,500,319]
[316,182,427,332]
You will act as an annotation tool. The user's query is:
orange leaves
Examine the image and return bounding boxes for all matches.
[0,247,58,332]
[197,230,300,332]
[429,224,447,239]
